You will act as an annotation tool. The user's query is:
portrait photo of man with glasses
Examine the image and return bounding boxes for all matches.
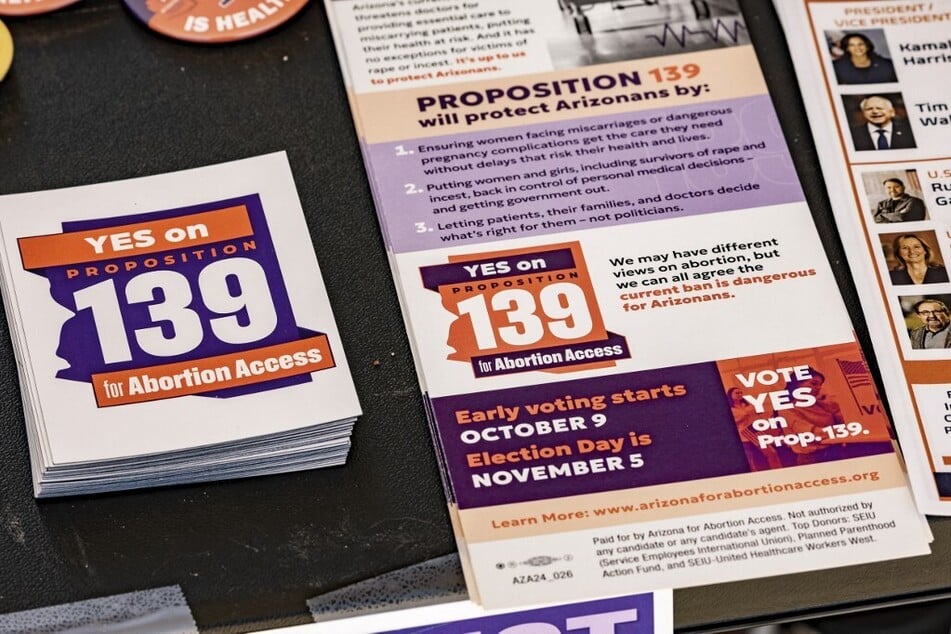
[909,298,951,350]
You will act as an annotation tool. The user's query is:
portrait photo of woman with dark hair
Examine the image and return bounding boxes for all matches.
[828,30,898,84]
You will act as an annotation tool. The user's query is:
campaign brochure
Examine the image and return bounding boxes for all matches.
[323,0,930,607]
[306,592,672,634]
[773,0,951,515]
[0,152,361,497]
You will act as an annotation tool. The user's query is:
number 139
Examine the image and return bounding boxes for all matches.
[73,258,278,363]
[456,282,593,350]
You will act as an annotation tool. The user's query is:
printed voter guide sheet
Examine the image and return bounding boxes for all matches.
[0,152,361,496]
[774,0,951,515]
[323,0,931,607]
[289,591,671,634]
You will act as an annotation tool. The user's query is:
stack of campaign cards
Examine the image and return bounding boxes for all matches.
[0,152,361,497]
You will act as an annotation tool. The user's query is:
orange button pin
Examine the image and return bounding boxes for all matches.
[123,0,309,43]
[0,0,79,16]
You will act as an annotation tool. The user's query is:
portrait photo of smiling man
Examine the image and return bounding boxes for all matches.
[844,93,917,151]
[862,169,930,225]
[873,178,927,223]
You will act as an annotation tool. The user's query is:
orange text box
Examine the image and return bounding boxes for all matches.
[354,47,767,144]
[19,205,254,270]
[458,454,904,542]
[91,334,334,407]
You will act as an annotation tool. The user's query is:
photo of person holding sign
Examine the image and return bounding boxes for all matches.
[780,369,842,466]
[727,386,782,471]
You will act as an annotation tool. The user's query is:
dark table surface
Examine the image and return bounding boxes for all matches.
[0,0,948,631]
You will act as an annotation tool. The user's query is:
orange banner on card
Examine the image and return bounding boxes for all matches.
[91,334,335,407]
[18,205,254,270]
